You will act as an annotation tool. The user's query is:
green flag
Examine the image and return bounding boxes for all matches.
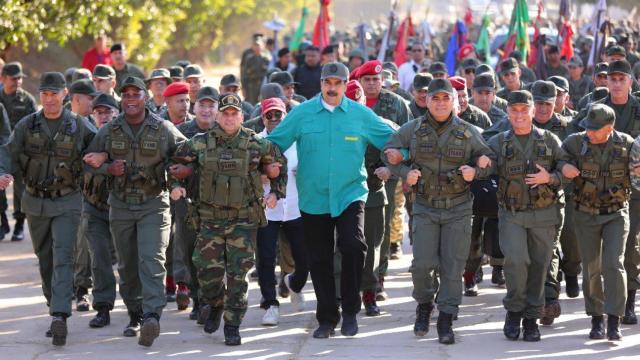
[475,15,491,61]
[289,7,309,52]
[509,0,530,61]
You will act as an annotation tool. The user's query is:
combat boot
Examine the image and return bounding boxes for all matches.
[202,304,223,334]
[589,315,605,339]
[224,324,241,346]
[165,276,176,302]
[463,271,478,297]
[138,313,160,347]
[436,312,455,344]
[565,275,580,298]
[491,265,505,286]
[622,289,637,324]
[414,302,434,336]
[50,313,68,346]
[522,318,541,342]
[11,217,24,241]
[607,315,622,341]
[503,311,522,340]
[75,287,90,312]
[123,309,142,337]
[0,211,9,238]
[89,306,110,328]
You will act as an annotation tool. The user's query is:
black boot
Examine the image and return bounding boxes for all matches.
[622,289,637,325]
[189,298,199,321]
[312,323,335,339]
[89,307,110,328]
[607,315,622,341]
[123,310,142,337]
[522,318,541,342]
[202,305,223,334]
[491,266,505,286]
[436,312,455,344]
[414,302,434,337]
[138,313,160,347]
[340,313,358,336]
[589,315,605,339]
[0,211,9,238]
[11,217,24,241]
[565,275,580,298]
[75,287,90,312]
[503,311,522,340]
[224,324,241,346]
[51,313,68,346]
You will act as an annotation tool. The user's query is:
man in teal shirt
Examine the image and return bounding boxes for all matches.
[267,62,397,339]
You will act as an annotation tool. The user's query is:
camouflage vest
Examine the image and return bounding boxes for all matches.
[498,129,557,211]
[107,118,166,205]
[573,133,630,213]
[374,90,401,123]
[21,112,83,196]
[83,173,109,210]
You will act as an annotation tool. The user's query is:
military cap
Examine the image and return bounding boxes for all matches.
[461,58,480,70]
[507,90,533,106]
[196,86,220,102]
[500,57,519,76]
[219,93,243,111]
[69,79,98,96]
[606,45,626,57]
[260,83,287,101]
[39,72,66,92]
[592,87,609,101]
[427,78,454,96]
[413,73,433,91]
[72,68,92,82]
[382,61,399,75]
[305,45,320,52]
[163,82,189,97]
[175,60,191,69]
[118,76,146,92]
[531,80,557,102]
[169,66,184,79]
[449,76,466,91]
[472,73,496,91]
[93,64,115,79]
[92,93,119,110]
[1,62,25,78]
[269,71,298,86]
[580,103,616,130]
[184,64,204,79]
[64,67,76,84]
[547,76,569,93]
[358,60,383,78]
[110,43,124,52]
[382,70,399,88]
[320,62,349,81]
[594,62,609,75]
[475,63,494,76]
[146,68,172,84]
[348,48,366,61]
[428,61,447,75]
[608,59,632,75]
[568,56,583,67]
[220,74,241,87]
[509,50,523,63]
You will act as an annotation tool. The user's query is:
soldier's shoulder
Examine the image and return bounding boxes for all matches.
[615,131,635,145]
[380,89,405,104]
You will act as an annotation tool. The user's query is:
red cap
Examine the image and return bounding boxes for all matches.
[261,97,287,115]
[449,76,467,91]
[357,60,383,78]
[349,66,361,81]
[163,82,190,97]
[345,80,364,103]
[458,44,475,60]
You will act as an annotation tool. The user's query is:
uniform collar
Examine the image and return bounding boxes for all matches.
[315,95,350,113]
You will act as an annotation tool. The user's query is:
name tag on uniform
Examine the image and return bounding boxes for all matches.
[448,148,465,158]
[111,140,126,150]
[344,136,359,142]
[219,160,237,171]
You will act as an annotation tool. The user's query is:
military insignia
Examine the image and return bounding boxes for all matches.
[219,150,233,160]
[375,64,382,73]
[142,140,157,150]
[507,164,523,175]
[111,140,126,150]
[344,136,358,142]
[329,64,338,73]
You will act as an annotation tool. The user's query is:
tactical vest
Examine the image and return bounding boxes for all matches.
[20,112,82,198]
[107,118,166,205]
[198,128,266,225]
[411,119,472,208]
[83,173,109,210]
[498,130,558,211]
[573,133,630,214]
[374,91,400,123]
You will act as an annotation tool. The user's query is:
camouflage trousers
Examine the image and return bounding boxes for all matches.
[193,221,257,327]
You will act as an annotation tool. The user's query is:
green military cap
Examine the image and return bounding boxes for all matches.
[568,56,583,67]
[606,45,626,57]
[93,64,115,79]
[175,60,191,69]
[64,67,76,84]
[2,62,26,78]
[348,48,366,61]
[145,68,172,84]
[219,93,243,111]
[413,73,433,90]
[472,73,496,91]
[500,57,519,76]
[69,79,98,96]
[220,74,241,87]
[475,63,495,76]
[579,103,616,130]
[428,61,447,75]
[608,59,632,75]
[320,62,349,81]
[72,68,92,82]
[92,93,119,110]
[382,70,399,88]
[507,90,533,106]
[427,78,454,96]
[184,64,204,78]
[269,71,298,86]
[196,86,220,102]
[547,76,569,93]
[461,58,480,70]
[118,76,146,92]
[531,80,557,103]
[169,66,184,79]
[260,83,286,101]
[594,62,609,75]
[592,87,609,101]
[382,61,399,75]
[39,72,66,92]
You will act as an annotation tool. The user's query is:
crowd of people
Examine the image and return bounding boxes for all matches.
[1,13,640,351]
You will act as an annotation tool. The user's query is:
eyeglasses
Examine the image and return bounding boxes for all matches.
[464,68,475,75]
[265,111,283,121]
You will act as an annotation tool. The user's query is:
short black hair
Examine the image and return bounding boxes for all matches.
[305,46,320,52]
[278,48,290,58]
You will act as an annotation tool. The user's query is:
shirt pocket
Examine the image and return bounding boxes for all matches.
[299,122,324,153]
[337,122,364,151]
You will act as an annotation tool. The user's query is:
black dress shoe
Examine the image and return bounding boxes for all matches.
[589,315,605,340]
[503,311,522,340]
[522,318,541,342]
[312,324,335,339]
[224,324,241,346]
[341,313,358,336]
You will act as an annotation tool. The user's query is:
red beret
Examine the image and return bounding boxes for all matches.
[349,66,361,81]
[345,80,364,103]
[458,44,475,60]
[449,76,467,91]
[357,60,383,78]
[163,81,190,97]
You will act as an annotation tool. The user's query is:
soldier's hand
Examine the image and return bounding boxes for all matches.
[264,193,278,209]
[107,160,126,177]
[459,165,476,182]
[169,164,193,180]
[384,149,404,165]
[83,152,109,168]
[525,164,551,188]
[374,167,391,181]
[0,174,13,190]
[406,169,421,186]
[477,155,491,169]
[561,164,580,179]
[170,187,186,201]
[264,162,282,179]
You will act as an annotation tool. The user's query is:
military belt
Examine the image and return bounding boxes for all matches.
[420,192,471,210]
[576,203,625,215]
[26,186,75,199]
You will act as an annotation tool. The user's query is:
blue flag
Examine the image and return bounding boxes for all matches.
[444,20,468,76]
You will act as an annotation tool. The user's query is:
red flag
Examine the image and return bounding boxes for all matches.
[560,21,574,60]
[528,1,544,68]
[394,15,415,66]
[312,0,331,50]
[464,6,473,27]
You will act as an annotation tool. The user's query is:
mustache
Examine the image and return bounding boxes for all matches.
[327,91,338,96]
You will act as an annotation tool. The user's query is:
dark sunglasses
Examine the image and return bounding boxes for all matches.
[266,111,283,121]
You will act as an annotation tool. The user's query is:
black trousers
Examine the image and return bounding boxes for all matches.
[301,201,367,327]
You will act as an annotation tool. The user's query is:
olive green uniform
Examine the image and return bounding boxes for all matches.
[409,100,428,119]
[497,82,526,102]
[568,75,593,109]
[241,51,271,105]
[459,104,492,130]
[114,64,146,94]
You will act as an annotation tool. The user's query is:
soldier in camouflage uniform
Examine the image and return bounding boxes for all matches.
[145,69,172,114]
[241,36,271,105]
[219,74,255,120]
[92,65,121,104]
[409,73,432,118]
[474,64,509,112]
[170,93,286,346]
[249,83,300,120]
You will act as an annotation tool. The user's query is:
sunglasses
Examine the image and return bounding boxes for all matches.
[266,111,283,121]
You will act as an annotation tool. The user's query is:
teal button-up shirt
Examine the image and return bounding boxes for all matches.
[267,95,395,217]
